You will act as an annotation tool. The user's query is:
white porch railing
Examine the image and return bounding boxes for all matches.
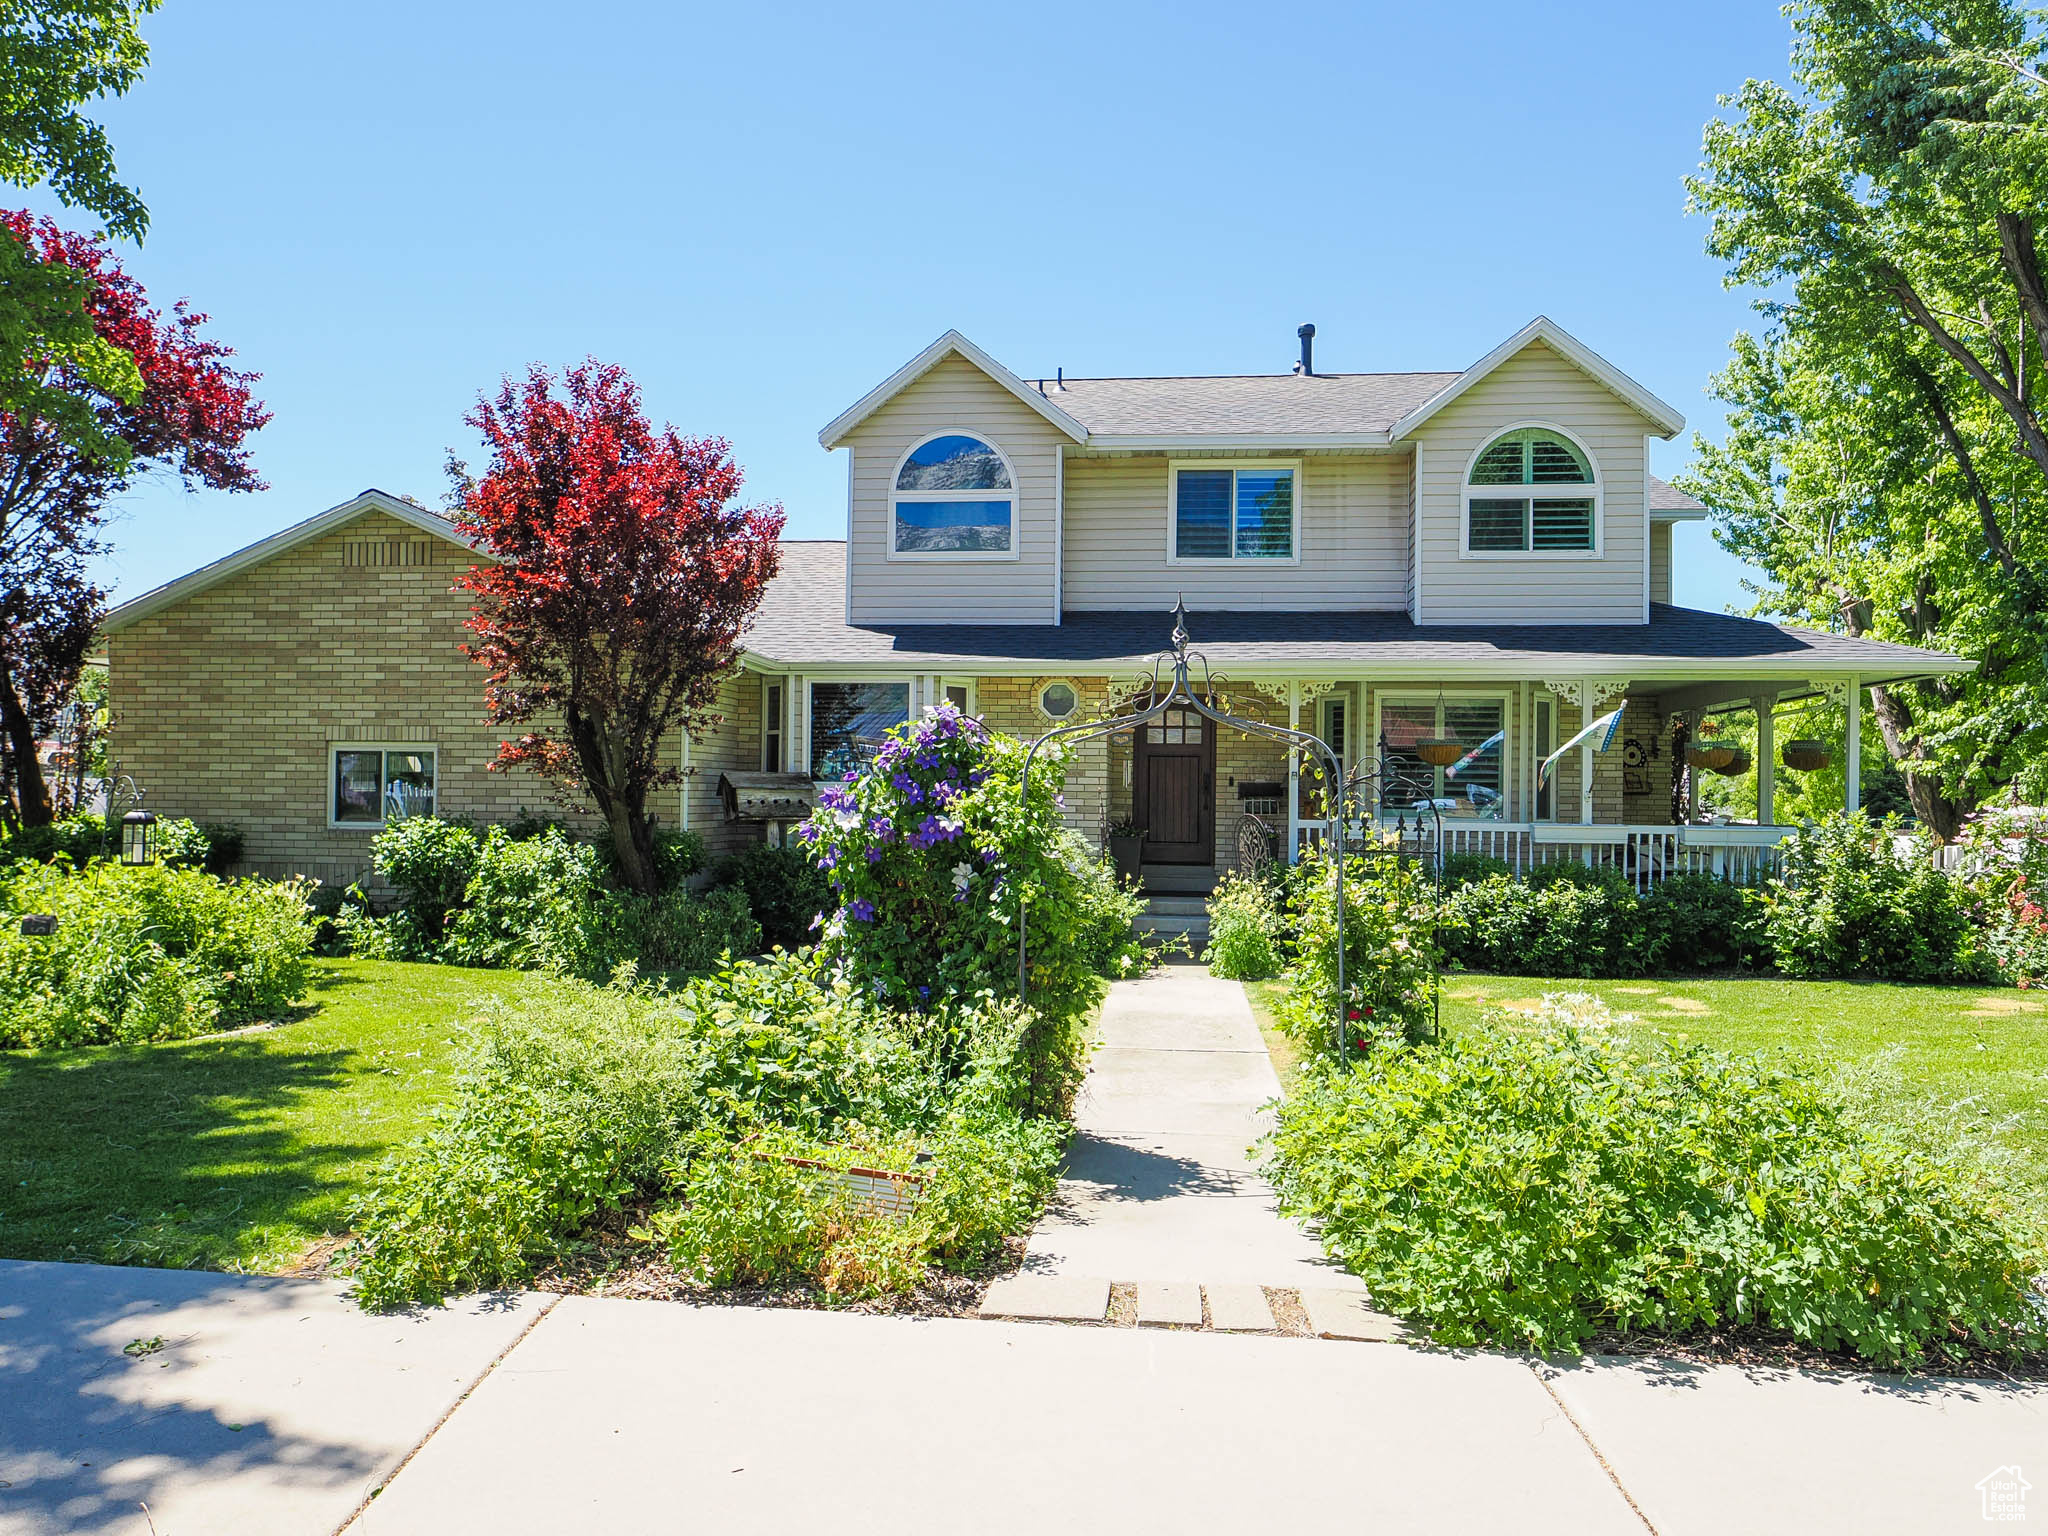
[1293,821,1796,891]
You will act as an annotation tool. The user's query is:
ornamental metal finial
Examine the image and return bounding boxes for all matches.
[1169,595,1190,657]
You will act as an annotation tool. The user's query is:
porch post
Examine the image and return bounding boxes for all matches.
[1844,672,1861,815]
[1755,694,1776,826]
[1286,680,1302,863]
[1579,675,1596,825]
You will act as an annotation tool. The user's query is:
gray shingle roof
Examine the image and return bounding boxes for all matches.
[1038,372,1461,437]
[1649,476,1705,513]
[745,543,1966,682]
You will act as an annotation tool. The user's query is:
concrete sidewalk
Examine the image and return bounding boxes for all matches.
[0,1259,549,1536]
[1019,966,1359,1290]
[3,1260,2044,1534]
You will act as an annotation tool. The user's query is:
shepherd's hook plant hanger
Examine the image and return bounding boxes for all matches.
[1017,598,1375,1062]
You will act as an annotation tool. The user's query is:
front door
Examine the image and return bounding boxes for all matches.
[1135,704,1214,864]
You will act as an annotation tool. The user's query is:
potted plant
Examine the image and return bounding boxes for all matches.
[1107,817,1146,882]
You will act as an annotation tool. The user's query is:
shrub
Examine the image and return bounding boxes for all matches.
[1263,996,2045,1367]
[1275,843,1443,1054]
[355,819,756,982]
[1766,814,1988,982]
[0,861,316,1047]
[796,703,1146,1028]
[1983,876,2048,987]
[1202,871,1284,980]
[0,813,230,874]
[1437,851,1511,889]
[1639,872,1769,972]
[347,951,1067,1306]
[1441,870,1652,978]
[711,841,831,952]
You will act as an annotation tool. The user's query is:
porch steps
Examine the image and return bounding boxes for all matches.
[1137,864,1216,894]
[1135,893,1209,954]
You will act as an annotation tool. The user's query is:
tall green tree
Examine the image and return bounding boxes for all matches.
[0,0,160,458]
[1683,0,2048,837]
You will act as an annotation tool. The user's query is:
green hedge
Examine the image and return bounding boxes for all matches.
[0,861,315,1047]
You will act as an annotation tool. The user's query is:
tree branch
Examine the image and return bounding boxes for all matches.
[1899,354,2022,578]
[1884,266,2048,477]
[1997,213,2048,378]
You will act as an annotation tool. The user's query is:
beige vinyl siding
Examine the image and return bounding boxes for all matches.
[1410,341,1652,625]
[1649,520,1673,605]
[1061,450,1408,612]
[841,354,1062,624]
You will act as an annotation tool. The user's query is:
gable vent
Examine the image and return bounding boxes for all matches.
[342,538,432,569]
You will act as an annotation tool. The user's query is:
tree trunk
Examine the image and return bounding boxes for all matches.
[603,797,660,898]
[1868,684,1969,841]
[0,655,54,827]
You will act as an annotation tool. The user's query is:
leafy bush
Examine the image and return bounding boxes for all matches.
[711,841,831,952]
[1639,872,1769,972]
[1984,877,2048,987]
[0,813,232,875]
[0,861,316,1047]
[1766,814,1988,982]
[347,951,1069,1306]
[350,819,756,982]
[796,703,1146,1029]
[1275,843,1443,1054]
[1263,996,2045,1367]
[1437,851,1511,889]
[1202,871,1285,980]
[1442,871,1649,978]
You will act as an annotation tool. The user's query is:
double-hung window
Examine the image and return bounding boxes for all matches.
[1169,461,1298,562]
[1376,697,1507,819]
[331,745,436,827]
[1464,428,1598,554]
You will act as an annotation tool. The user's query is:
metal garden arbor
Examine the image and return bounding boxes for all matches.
[1016,600,1438,1061]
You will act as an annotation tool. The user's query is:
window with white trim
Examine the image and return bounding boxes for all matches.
[809,681,910,779]
[1465,428,1597,553]
[1169,461,1298,561]
[1376,697,1507,819]
[331,745,437,827]
[891,434,1014,555]
[763,683,784,773]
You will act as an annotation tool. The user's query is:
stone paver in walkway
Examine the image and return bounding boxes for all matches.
[1203,1283,1278,1334]
[977,1274,1108,1323]
[1134,1282,1202,1327]
[0,1258,549,1536]
[354,1296,1642,1535]
[1300,1289,1412,1343]
[1021,966,1363,1291]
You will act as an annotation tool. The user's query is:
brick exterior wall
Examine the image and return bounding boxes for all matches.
[971,676,1111,843]
[105,509,763,888]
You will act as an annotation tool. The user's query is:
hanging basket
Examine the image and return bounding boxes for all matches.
[1781,739,1830,773]
[1685,744,1736,773]
[1712,748,1752,777]
[1415,738,1464,767]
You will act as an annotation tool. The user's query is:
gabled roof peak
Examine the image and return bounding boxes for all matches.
[817,329,1089,449]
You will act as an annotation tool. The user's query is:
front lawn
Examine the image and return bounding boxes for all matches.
[1441,973,2048,1236]
[0,958,539,1273]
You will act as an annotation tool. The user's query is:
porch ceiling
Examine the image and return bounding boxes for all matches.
[745,546,1970,686]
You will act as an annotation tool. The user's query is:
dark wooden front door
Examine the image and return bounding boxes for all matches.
[1135,704,1214,864]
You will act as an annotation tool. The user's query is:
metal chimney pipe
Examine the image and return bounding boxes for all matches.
[1297,323,1316,377]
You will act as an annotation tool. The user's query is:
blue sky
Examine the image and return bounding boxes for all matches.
[33,0,1793,611]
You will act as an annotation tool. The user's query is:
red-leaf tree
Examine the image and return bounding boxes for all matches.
[453,360,784,897]
[0,211,268,826]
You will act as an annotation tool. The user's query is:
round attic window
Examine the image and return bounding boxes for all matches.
[1037,681,1079,722]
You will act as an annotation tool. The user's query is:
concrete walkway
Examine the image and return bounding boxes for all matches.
[1020,965,1360,1290]
[4,1260,2045,1533]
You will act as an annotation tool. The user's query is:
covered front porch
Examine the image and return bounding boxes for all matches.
[1108,669,1888,891]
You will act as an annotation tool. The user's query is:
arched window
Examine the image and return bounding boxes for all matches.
[891,433,1015,557]
[1464,427,1598,554]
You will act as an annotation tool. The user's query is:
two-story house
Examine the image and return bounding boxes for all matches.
[101,318,1969,889]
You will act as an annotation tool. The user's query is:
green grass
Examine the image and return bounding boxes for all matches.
[1442,972,2048,1232]
[0,958,538,1273]
[1241,978,1305,1086]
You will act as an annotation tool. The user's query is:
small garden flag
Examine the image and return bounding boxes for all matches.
[1538,704,1625,788]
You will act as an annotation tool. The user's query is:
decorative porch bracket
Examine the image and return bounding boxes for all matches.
[1017,600,1374,1062]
